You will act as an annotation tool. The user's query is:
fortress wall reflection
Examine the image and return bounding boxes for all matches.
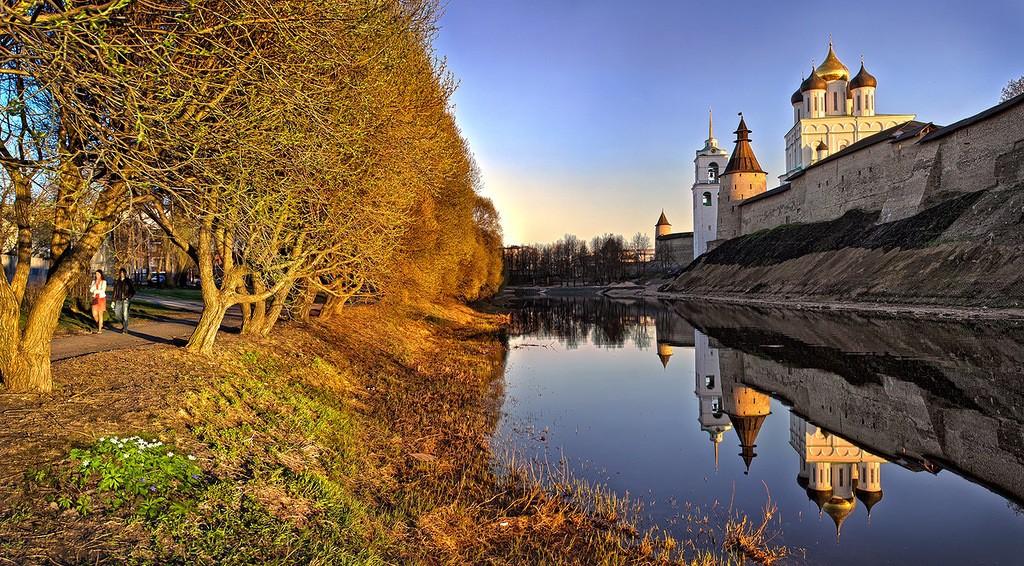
[670,301,1024,513]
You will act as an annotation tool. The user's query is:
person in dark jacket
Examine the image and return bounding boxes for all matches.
[111,268,136,334]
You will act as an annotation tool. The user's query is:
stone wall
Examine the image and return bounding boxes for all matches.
[654,232,693,269]
[733,97,1024,237]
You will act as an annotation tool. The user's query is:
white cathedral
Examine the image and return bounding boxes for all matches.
[684,42,914,259]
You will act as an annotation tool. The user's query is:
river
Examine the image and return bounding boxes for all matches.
[497,297,1024,565]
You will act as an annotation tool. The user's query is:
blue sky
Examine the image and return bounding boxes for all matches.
[434,0,1024,244]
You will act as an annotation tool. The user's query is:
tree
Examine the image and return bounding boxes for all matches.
[1,0,505,386]
[1001,76,1024,102]
[0,1,202,391]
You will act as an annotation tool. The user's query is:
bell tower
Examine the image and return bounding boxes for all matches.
[691,109,729,258]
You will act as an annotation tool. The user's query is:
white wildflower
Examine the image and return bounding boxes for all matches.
[167,452,174,457]
[187,455,196,461]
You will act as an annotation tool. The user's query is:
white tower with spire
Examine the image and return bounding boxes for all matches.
[691,109,729,259]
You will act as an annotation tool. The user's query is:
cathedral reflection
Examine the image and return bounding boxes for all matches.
[676,329,890,535]
[791,413,886,534]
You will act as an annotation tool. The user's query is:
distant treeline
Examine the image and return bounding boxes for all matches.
[503,233,653,286]
[0,0,502,392]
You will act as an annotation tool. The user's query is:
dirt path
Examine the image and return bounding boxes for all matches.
[50,295,241,362]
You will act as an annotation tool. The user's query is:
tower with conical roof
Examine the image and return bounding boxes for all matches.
[691,109,729,258]
[784,40,915,178]
[715,114,767,243]
[655,210,671,237]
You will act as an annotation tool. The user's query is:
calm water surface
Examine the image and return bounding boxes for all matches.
[497,297,1024,565]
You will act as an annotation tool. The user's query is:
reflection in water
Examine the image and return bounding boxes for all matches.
[694,331,730,470]
[503,297,1024,562]
[695,328,887,535]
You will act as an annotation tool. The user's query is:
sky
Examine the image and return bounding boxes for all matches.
[433,0,1024,245]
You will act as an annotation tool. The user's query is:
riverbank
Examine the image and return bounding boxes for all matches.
[504,281,1024,323]
[0,301,774,564]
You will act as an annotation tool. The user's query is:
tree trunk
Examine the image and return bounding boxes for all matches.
[256,283,291,337]
[3,280,70,392]
[296,280,316,322]
[240,279,267,336]
[186,298,229,355]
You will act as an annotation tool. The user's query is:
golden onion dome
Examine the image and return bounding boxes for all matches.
[791,87,803,105]
[850,62,877,89]
[822,496,856,535]
[815,43,850,82]
[801,72,826,92]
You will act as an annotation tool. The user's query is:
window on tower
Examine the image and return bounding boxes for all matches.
[702,192,712,206]
[707,162,719,182]
[833,91,838,110]
[705,375,715,389]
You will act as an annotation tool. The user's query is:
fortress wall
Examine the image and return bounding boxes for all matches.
[654,233,694,268]
[733,99,1024,237]
[739,186,803,233]
[918,100,1024,206]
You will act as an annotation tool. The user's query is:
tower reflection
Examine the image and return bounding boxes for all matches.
[694,331,731,469]
[689,328,889,535]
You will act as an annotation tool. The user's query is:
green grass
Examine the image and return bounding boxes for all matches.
[134,286,204,301]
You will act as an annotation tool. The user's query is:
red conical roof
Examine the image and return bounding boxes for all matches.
[722,115,766,176]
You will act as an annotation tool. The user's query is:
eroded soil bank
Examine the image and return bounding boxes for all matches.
[665,185,1024,311]
[0,303,756,565]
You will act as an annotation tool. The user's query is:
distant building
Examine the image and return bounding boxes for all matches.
[785,43,915,178]
[676,40,1024,254]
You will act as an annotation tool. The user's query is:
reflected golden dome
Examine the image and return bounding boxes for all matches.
[855,488,883,517]
[806,487,832,513]
[822,496,856,535]
[815,43,850,82]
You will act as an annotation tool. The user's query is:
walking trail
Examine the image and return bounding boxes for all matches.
[50,295,241,362]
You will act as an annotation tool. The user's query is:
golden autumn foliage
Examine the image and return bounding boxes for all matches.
[0,0,502,390]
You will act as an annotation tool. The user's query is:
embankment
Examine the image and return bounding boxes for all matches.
[0,302,726,564]
[666,184,1024,309]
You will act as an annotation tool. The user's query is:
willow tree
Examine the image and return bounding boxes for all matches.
[0,1,208,392]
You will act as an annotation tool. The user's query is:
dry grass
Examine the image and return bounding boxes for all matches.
[722,483,793,566]
[0,301,794,565]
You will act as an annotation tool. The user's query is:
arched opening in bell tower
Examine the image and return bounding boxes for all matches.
[708,162,719,183]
